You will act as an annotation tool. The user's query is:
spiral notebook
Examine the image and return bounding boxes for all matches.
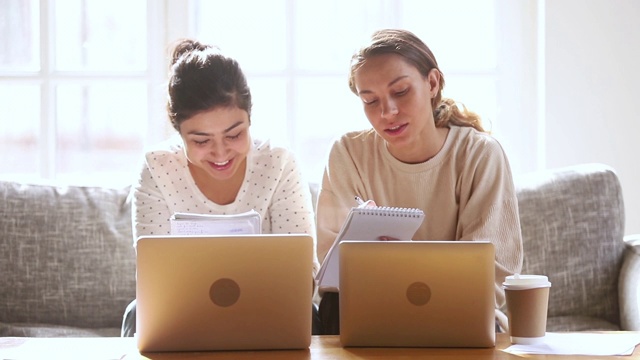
[316,205,425,292]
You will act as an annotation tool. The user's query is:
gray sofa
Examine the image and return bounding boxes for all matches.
[514,163,640,331]
[0,163,638,337]
[0,182,135,337]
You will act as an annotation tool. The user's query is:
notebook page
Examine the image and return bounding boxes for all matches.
[170,209,261,235]
[316,206,425,292]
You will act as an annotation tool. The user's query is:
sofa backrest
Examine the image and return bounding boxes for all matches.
[515,163,626,329]
[0,163,626,331]
[0,180,136,329]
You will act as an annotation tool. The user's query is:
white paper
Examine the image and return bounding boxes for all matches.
[170,209,261,235]
[0,337,136,359]
[316,206,425,291]
[504,332,640,356]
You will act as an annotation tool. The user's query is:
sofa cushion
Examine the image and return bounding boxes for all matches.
[515,164,626,330]
[0,180,136,330]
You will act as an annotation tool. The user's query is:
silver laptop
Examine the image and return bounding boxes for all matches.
[135,234,314,352]
[339,240,496,348]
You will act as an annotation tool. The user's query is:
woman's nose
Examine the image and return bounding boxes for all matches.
[380,99,399,119]
[210,141,228,158]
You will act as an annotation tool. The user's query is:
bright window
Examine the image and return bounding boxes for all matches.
[192,0,498,182]
[1,0,503,185]
[0,0,151,185]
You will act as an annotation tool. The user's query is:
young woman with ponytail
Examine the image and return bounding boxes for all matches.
[315,29,523,335]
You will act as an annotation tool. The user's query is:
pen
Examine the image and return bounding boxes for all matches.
[355,196,365,205]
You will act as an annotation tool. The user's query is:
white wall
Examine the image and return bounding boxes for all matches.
[543,0,640,235]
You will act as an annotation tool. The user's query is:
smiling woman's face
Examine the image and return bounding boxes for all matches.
[353,53,439,156]
[179,106,251,182]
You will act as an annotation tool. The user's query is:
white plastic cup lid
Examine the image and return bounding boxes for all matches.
[503,274,551,289]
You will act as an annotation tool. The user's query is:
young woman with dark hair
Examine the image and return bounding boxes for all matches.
[121,39,320,337]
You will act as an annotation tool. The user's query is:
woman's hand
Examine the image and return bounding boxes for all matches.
[357,199,377,208]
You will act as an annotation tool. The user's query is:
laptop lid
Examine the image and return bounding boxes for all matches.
[135,234,313,352]
[339,241,496,348]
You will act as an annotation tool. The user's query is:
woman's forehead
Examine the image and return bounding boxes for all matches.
[354,54,420,91]
[181,107,249,134]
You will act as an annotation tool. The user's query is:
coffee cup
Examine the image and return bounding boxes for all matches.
[503,274,551,345]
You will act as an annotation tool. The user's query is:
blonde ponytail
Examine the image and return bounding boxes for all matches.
[434,98,485,133]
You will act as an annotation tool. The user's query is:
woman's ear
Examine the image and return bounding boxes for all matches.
[427,68,440,98]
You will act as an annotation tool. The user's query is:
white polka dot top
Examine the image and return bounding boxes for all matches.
[131,137,317,250]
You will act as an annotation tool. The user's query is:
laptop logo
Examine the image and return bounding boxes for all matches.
[209,278,241,307]
[406,281,431,306]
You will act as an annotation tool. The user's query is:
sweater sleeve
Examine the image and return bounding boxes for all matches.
[316,174,344,264]
[316,138,364,263]
[455,138,523,309]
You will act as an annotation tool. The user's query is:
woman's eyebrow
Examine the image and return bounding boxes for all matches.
[387,75,409,88]
[186,130,210,136]
[223,120,245,133]
[358,75,409,95]
[186,120,246,136]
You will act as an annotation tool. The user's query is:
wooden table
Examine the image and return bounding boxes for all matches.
[1,332,639,359]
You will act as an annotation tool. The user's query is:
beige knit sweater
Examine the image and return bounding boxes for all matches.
[316,125,523,314]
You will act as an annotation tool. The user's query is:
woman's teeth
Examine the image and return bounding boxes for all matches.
[214,160,230,166]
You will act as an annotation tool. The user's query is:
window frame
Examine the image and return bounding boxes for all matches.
[0,0,168,181]
[0,0,538,182]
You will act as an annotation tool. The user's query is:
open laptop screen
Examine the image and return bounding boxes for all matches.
[339,240,496,348]
[136,234,313,352]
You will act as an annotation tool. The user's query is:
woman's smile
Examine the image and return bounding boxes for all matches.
[209,158,233,171]
[385,123,408,136]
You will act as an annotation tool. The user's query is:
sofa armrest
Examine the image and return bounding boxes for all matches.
[619,234,640,330]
